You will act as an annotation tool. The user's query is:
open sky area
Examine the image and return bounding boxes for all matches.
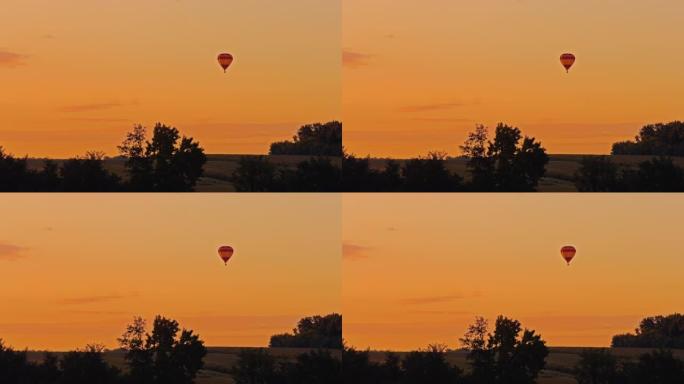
[343,194,684,350]
[344,0,684,157]
[0,0,340,157]
[0,194,340,350]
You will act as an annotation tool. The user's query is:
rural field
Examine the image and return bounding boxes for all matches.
[26,154,341,192]
[367,155,684,192]
[365,347,684,384]
[25,347,341,384]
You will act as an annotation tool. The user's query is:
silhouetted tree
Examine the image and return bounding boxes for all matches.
[612,121,684,156]
[574,156,620,192]
[270,121,342,156]
[280,350,342,384]
[401,348,462,384]
[461,124,549,191]
[119,123,206,191]
[286,157,341,192]
[574,349,620,384]
[59,345,121,384]
[0,147,41,191]
[612,313,684,348]
[118,315,206,384]
[270,314,342,349]
[341,154,402,192]
[232,156,280,192]
[461,315,548,384]
[625,157,684,191]
[230,348,279,384]
[625,349,684,384]
[59,152,122,192]
[401,152,462,192]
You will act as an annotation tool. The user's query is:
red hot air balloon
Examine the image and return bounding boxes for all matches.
[218,245,234,265]
[217,53,234,73]
[560,246,576,265]
[560,53,576,73]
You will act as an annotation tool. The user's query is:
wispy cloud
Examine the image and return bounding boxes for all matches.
[59,293,136,305]
[410,117,471,123]
[400,294,468,305]
[60,102,136,113]
[64,117,130,123]
[343,243,372,260]
[0,243,28,261]
[0,50,29,68]
[398,103,465,113]
[408,309,471,315]
[343,50,373,68]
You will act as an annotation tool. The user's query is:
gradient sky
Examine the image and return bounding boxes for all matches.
[0,194,340,350]
[0,0,340,157]
[343,0,684,157]
[343,194,684,350]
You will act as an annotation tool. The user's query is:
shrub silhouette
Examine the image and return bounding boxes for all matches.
[612,313,684,348]
[269,314,342,349]
[574,348,684,384]
[612,121,684,156]
[574,349,620,384]
[232,156,341,192]
[270,121,342,156]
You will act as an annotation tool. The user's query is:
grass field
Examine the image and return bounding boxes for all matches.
[26,154,340,192]
[25,347,341,384]
[367,154,684,192]
[365,347,684,384]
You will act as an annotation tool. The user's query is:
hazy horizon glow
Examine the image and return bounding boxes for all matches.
[0,194,340,350]
[0,1,340,157]
[343,0,684,157]
[343,194,684,350]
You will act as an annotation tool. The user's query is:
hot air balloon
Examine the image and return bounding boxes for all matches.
[560,246,576,266]
[560,53,575,73]
[218,245,234,265]
[217,53,234,73]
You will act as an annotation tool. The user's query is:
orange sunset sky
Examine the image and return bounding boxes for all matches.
[343,194,684,350]
[0,194,340,350]
[343,0,684,157]
[0,1,340,158]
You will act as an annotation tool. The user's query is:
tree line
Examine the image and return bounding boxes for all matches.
[342,120,684,192]
[343,314,684,384]
[0,123,206,192]
[0,315,206,384]
[231,121,341,191]
[269,314,342,349]
[0,313,342,384]
[343,124,549,192]
[0,121,343,192]
[344,315,549,384]
[612,313,684,349]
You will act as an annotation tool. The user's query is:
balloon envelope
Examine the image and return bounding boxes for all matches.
[560,53,575,73]
[218,245,234,265]
[560,245,576,265]
[217,53,234,73]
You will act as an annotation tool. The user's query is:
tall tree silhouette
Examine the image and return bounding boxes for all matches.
[462,124,548,191]
[119,123,206,191]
